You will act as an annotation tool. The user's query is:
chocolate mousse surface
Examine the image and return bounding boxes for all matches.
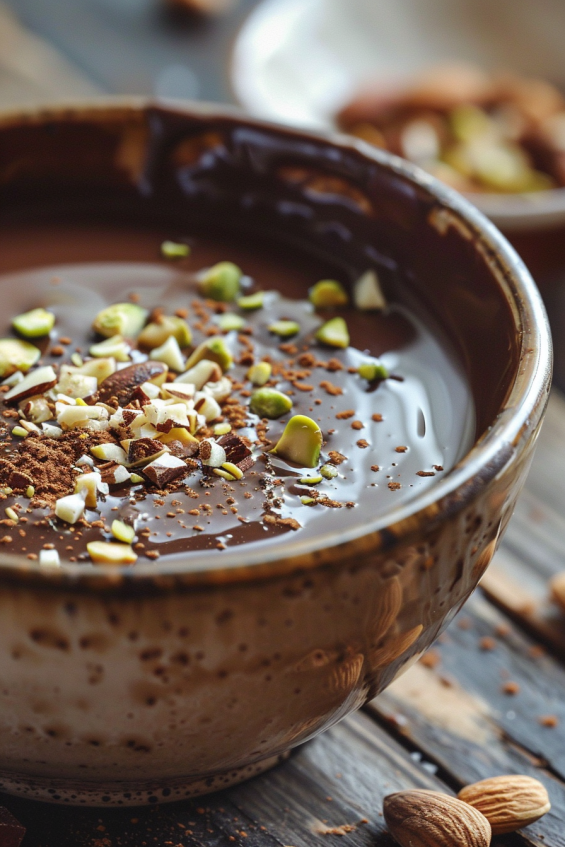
[0,213,475,566]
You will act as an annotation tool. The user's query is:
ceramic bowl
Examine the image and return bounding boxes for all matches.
[0,100,551,806]
[232,0,565,232]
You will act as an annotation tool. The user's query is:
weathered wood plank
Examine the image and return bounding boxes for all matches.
[482,389,565,655]
[370,589,565,846]
[0,711,499,847]
[0,3,99,107]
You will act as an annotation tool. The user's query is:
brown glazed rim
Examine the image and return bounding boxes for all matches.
[0,99,553,591]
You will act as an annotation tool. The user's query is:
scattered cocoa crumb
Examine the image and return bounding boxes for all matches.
[433,464,444,471]
[371,413,383,422]
[297,352,316,367]
[58,336,72,345]
[351,421,364,430]
[501,681,520,695]
[495,623,511,637]
[539,715,559,728]
[527,644,546,660]
[479,636,496,651]
[145,550,160,560]
[263,514,301,530]
[328,451,347,465]
[325,358,344,372]
[395,446,407,453]
[356,439,369,448]
[416,470,436,477]
[335,410,355,420]
[49,345,64,356]
[293,382,313,392]
[319,380,343,396]
[388,481,401,490]
[457,617,472,630]
[370,465,380,472]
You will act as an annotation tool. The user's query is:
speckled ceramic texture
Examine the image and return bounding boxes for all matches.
[0,101,552,806]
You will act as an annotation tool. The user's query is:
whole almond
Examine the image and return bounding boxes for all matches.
[383,789,491,847]
[458,775,550,834]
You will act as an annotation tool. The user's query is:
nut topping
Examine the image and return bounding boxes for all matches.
[383,789,491,847]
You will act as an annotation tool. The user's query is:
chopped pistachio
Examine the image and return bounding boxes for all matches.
[250,387,293,419]
[157,427,199,446]
[300,496,316,505]
[315,316,349,348]
[215,312,246,332]
[0,338,41,377]
[298,474,323,485]
[138,316,192,349]
[149,336,185,372]
[12,426,29,438]
[89,335,131,362]
[184,337,233,372]
[247,361,272,386]
[161,240,190,259]
[5,507,18,523]
[25,485,35,499]
[237,291,265,310]
[320,463,338,479]
[222,461,244,479]
[12,307,55,338]
[214,422,232,436]
[111,519,135,544]
[358,360,388,381]
[199,261,242,302]
[268,320,300,338]
[213,468,236,481]
[92,302,148,339]
[130,473,144,484]
[70,353,84,367]
[309,279,349,309]
[271,415,323,468]
[354,269,386,311]
[86,540,137,565]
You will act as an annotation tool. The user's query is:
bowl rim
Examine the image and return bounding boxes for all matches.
[0,98,552,589]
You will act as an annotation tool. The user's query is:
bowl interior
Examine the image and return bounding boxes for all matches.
[0,101,550,577]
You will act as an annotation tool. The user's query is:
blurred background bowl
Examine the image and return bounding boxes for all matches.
[231,0,565,231]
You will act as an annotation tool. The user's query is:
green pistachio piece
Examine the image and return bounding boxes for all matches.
[268,320,300,337]
[249,387,293,419]
[161,240,190,259]
[12,307,55,338]
[320,463,338,479]
[247,361,272,386]
[216,312,246,332]
[309,279,349,309]
[271,414,323,468]
[199,261,242,302]
[138,315,192,349]
[298,474,323,485]
[237,291,265,310]
[358,360,388,381]
[0,338,41,377]
[89,335,131,362]
[184,337,233,372]
[300,496,316,505]
[92,302,148,339]
[315,316,349,348]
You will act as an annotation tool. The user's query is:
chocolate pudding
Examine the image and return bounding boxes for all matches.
[0,214,474,566]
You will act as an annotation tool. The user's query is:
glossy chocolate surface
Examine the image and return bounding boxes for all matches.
[0,216,473,563]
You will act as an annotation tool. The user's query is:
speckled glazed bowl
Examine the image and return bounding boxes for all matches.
[0,101,552,806]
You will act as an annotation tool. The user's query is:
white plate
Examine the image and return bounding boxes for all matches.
[232,0,565,230]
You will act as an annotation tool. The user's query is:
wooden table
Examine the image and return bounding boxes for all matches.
[1,4,565,844]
